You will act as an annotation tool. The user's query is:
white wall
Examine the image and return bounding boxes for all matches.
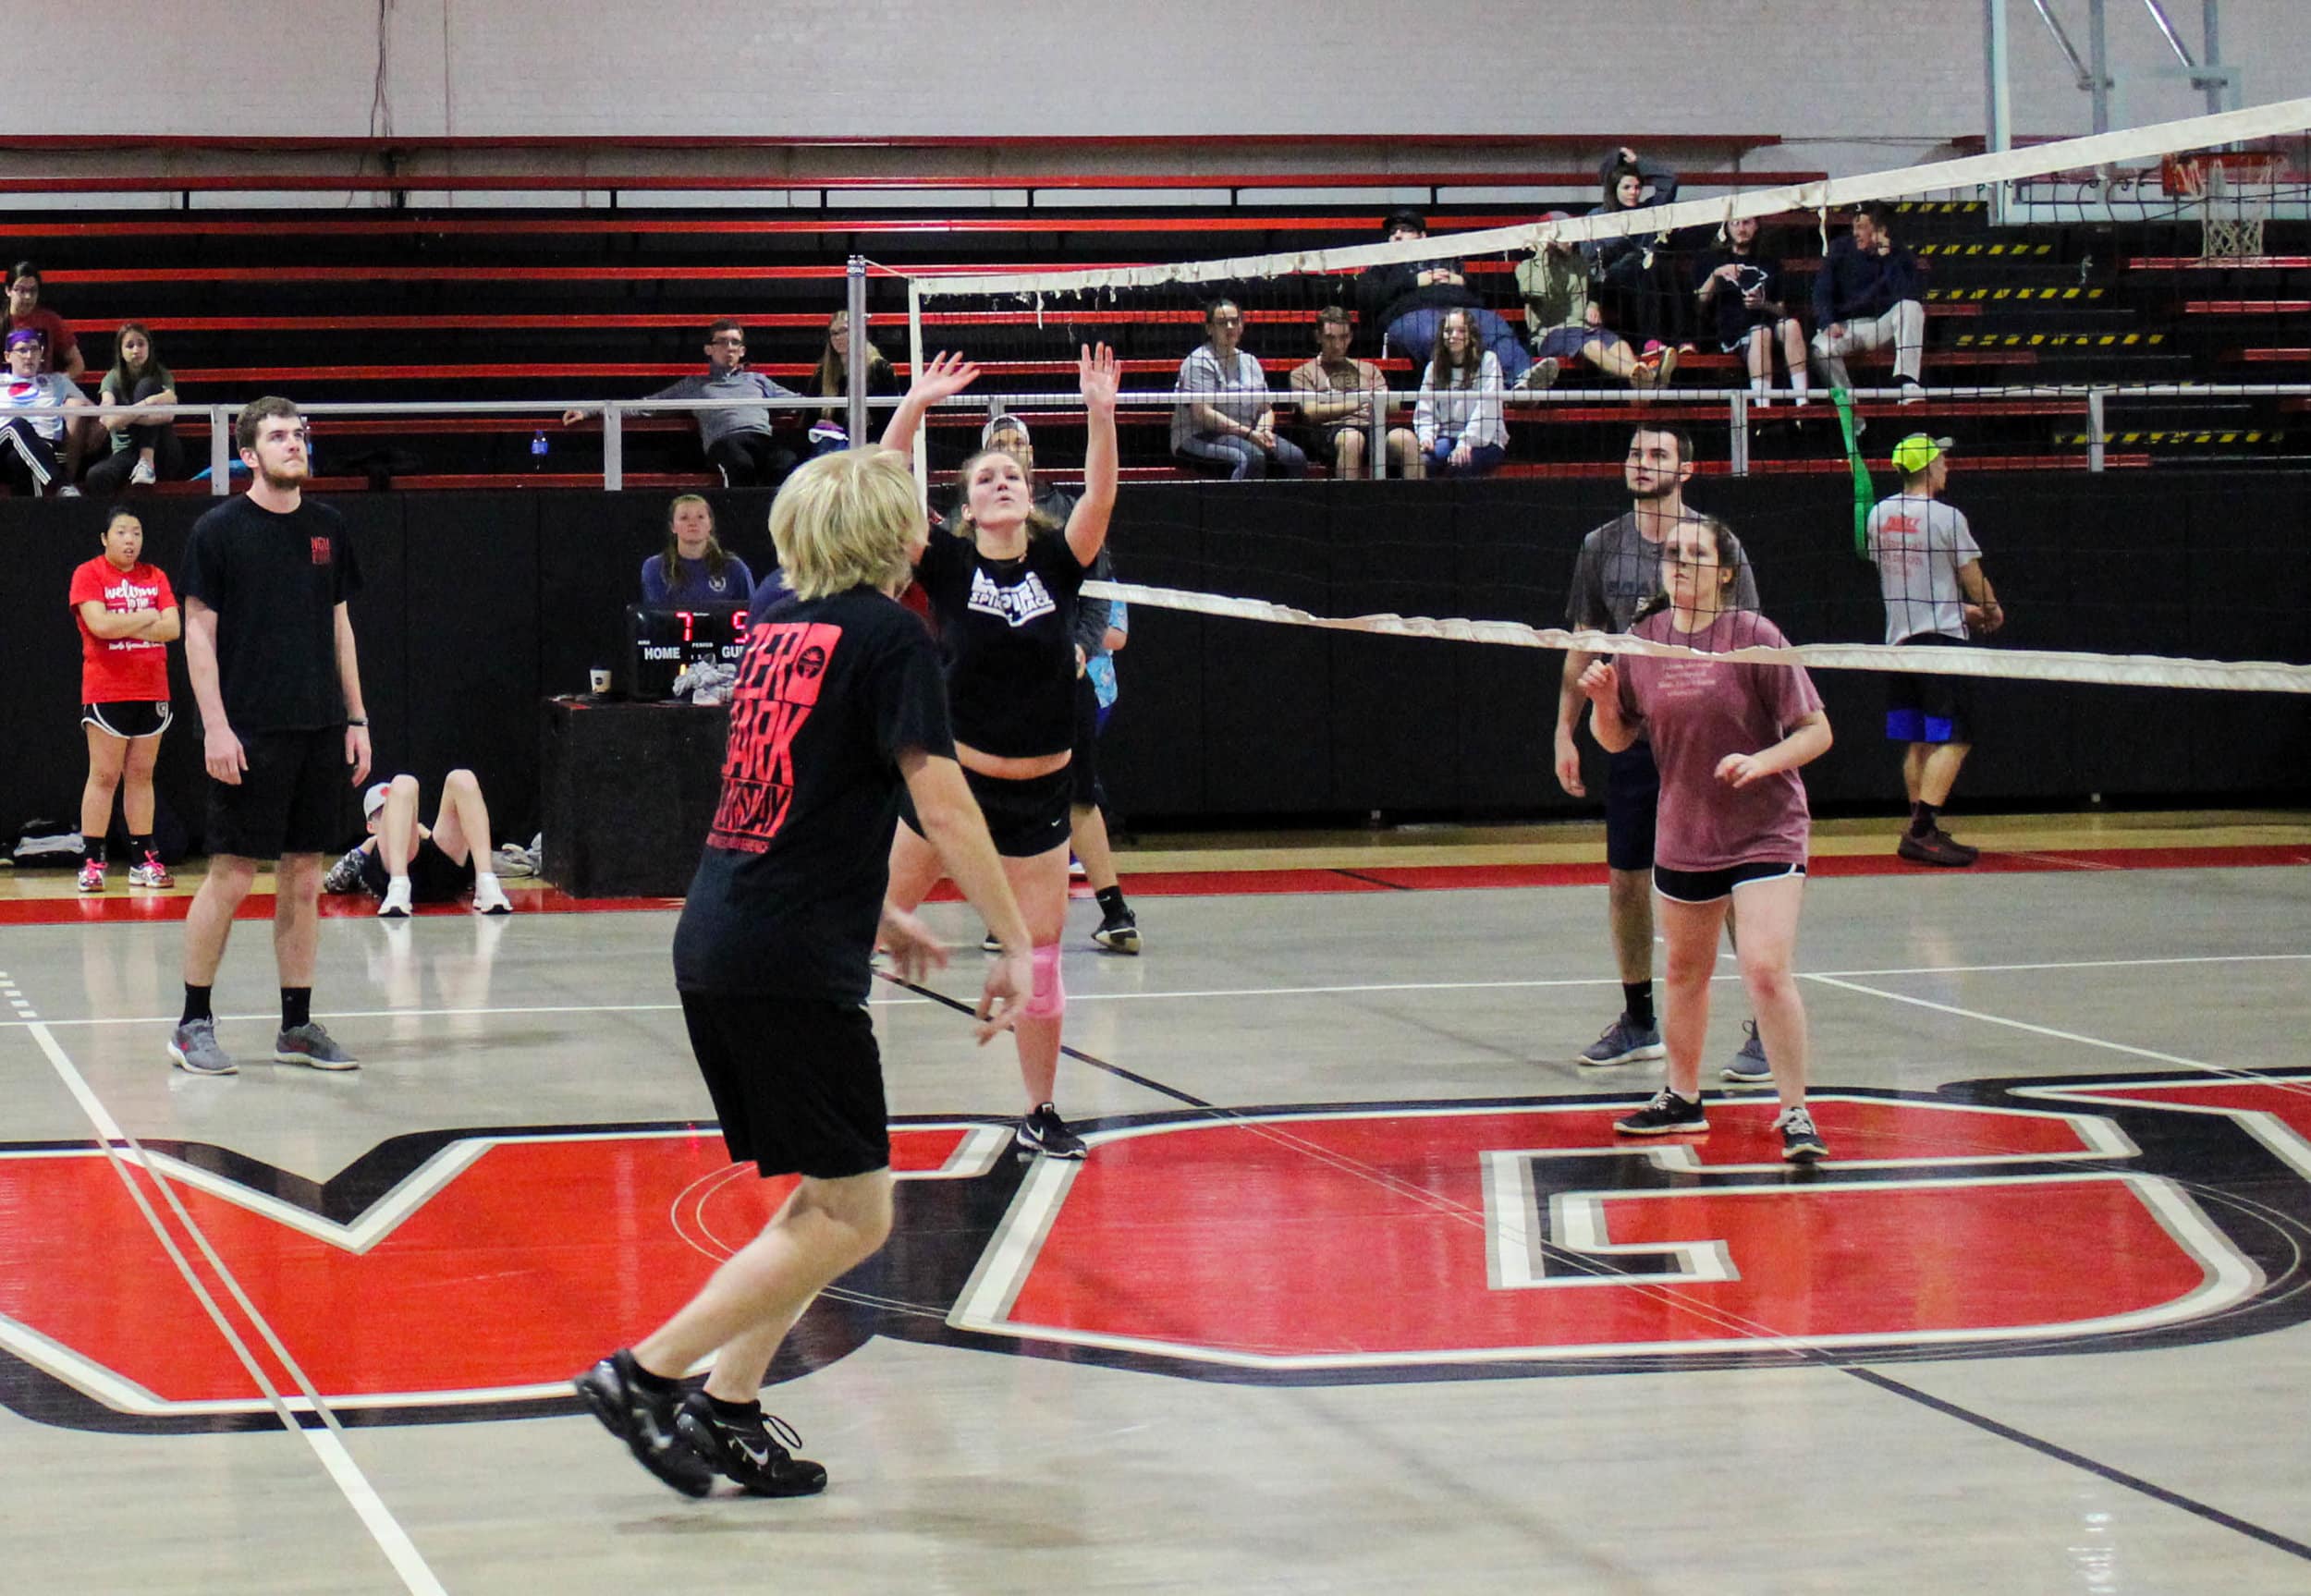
[10,1,2309,163]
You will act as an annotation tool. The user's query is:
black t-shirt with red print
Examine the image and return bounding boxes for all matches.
[673,585,954,1003]
[178,494,361,732]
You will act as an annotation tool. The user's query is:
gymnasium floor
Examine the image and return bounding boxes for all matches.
[4,810,2308,1594]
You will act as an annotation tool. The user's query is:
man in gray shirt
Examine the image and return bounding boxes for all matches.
[565,319,799,487]
[1866,434,2004,867]
[1556,424,1767,1079]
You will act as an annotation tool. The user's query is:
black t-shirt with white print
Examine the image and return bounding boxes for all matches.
[913,523,1084,759]
[672,585,954,1004]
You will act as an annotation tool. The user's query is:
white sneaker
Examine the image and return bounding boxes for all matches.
[56,484,81,498]
[471,873,513,915]
[129,458,157,485]
[378,877,413,918]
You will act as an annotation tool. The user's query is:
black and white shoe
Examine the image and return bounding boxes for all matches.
[1091,904,1140,955]
[1776,1103,1829,1163]
[675,1394,827,1497]
[980,930,1003,954]
[1016,1102,1088,1159]
[574,1349,715,1498]
[1614,1088,1709,1137]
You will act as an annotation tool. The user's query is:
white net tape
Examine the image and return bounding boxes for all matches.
[915,96,2311,304]
[1084,581,2311,697]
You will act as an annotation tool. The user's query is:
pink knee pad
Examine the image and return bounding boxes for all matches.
[1023,944,1065,1020]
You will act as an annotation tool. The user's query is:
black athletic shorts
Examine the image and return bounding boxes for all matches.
[900,761,1073,859]
[1654,859,1807,905]
[82,701,173,739]
[205,726,346,859]
[1070,675,1106,810]
[360,835,471,904]
[679,992,889,1180]
[1885,633,1975,745]
[1603,742,1661,873]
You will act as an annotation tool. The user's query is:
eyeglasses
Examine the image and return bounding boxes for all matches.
[709,336,746,347]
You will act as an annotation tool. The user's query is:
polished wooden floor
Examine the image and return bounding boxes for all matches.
[3,809,2307,1594]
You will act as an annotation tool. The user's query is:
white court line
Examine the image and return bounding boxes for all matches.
[3,951,2306,1032]
[20,1011,449,1596]
[1803,973,2242,1077]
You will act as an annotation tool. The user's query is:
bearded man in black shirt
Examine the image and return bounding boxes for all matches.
[169,397,369,1078]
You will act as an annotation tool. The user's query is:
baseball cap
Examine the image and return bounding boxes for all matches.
[981,412,1032,449]
[4,327,43,350]
[362,782,391,821]
[1380,208,1427,238]
[1890,434,1955,474]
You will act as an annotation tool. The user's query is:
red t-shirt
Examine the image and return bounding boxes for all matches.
[69,556,175,703]
[1616,609,1824,871]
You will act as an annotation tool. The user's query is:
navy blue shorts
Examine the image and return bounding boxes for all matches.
[1604,743,1660,873]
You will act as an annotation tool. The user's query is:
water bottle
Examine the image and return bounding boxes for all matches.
[530,428,549,471]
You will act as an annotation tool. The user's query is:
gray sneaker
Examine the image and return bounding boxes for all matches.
[274,1022,359,1071]
[167,1017,237,1077]
[1722,1019,1772,1084]
[1577,1013,1666,1068]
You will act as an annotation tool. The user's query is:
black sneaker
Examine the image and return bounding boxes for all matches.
[574,1349,715,1497]
[1776,1103,1829,1163]
[675,1394,828,1497]
[1016,1102,1088,1159]
[1092,903,1140,955]
[1614,1088,1709,1137]
[1898,827,1979,868]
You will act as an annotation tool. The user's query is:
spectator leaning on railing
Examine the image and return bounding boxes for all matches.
[1169,298,1306,481]
[565,319,800,488]
[1811,203,1926,404]
[87,323,183,493]
[0,327,92,496]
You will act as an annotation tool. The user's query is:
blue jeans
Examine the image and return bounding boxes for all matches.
[1174,433,1309,480]
[1426,438,1506,478]
[1386,308,1533,386]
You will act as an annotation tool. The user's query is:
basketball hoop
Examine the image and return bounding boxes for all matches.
[2162,151,2286,260]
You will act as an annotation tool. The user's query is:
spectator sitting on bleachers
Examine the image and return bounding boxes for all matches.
[3,262,103,485]
[1289,305,1424,480]
[1413,309,1508,478]
[1169,298,1306,480]
[1356,211,1534,387]
[0,327,92,496]
[1811,203,1926,403]
[810,311,899,453]
[85,323,183,493]
[1515,238,1674,390]
[641,493,754,604]
[564,319,799,488]
[1696,217,1810,409]
[1584,148,1686,348]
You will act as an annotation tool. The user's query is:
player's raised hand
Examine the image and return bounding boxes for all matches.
[1078,343,1120,412]
[909,349,983,404]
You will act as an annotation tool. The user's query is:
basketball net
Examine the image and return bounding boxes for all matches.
[2167,152,2279,260]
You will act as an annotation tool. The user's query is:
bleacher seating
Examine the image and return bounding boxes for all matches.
[6,139,2303,489]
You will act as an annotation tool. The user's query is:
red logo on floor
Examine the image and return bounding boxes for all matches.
[5,1075,2308,1432]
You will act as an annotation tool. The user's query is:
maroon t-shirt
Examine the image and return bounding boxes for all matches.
[1616,609,1824,871]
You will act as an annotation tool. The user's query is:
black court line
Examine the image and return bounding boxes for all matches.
[883,973,1212,1108]
[1842,1366,2311,1564]
[1332,868,1416,891]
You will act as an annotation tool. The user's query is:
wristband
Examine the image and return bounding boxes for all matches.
[346,716,369,727]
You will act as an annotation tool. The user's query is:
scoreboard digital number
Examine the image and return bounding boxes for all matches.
[624,603,750,700]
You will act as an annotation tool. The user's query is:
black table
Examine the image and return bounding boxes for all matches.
[539,697,728,897]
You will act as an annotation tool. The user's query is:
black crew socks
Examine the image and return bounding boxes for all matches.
[128,834,153,861]
[1622,981,1657,1030]
[1909,801,1939,837]
[1094,884,1129,915]
[627,1357,679,1395]
[281,987,312,1031]
[81,836,105,867]
[180,984,214,1027]
[705,1393,761,1422]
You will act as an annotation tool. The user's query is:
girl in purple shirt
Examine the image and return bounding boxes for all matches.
[1578,516,1835,1162]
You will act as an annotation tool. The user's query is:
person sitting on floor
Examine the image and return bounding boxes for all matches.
[325,771,515,917]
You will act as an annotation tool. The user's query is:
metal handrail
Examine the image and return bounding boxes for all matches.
[29,381,2305,492]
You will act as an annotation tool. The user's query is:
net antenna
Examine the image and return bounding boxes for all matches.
[2162,147,2285,259]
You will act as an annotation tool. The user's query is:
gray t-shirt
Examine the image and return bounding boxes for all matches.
[1565,510,1762,634]
[1865,493,1980,644]
[1170,345,1272,452]
[647,368,797,448]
